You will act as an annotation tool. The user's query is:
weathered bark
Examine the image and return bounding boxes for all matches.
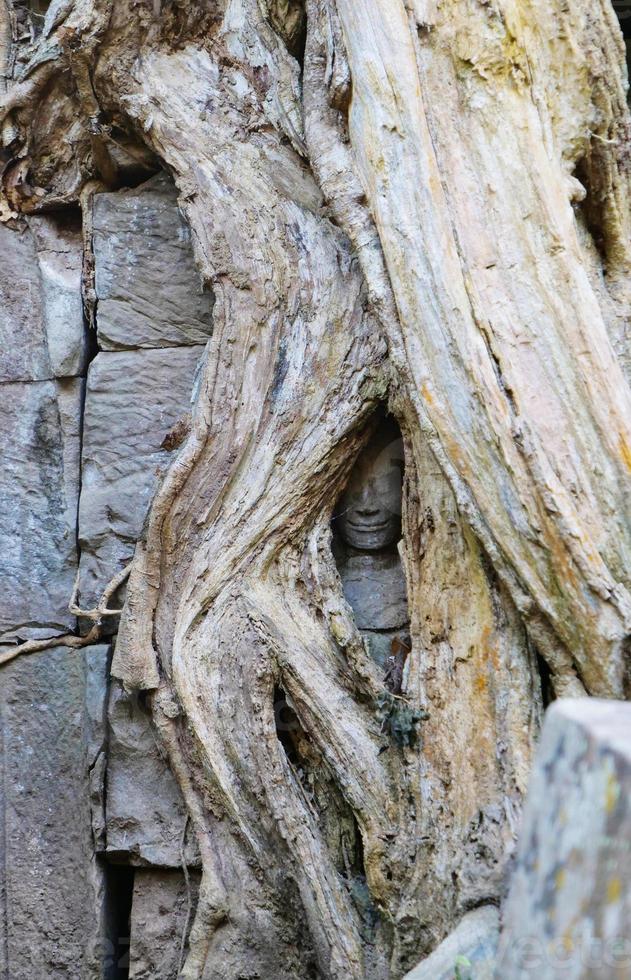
[1,0,630,976]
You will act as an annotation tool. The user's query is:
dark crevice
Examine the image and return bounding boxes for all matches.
[622,635,631,700]
[101,123,162,190]
[17,1,50,38]
[273,685,379,938]
[101,862,134,980]
[273,684,301,763]
[96,341,208,354]
[477,330,518,417]
[613,1,631,81]
[535,650,555,709]
[97,654,134,980]
[267,0,307,67]
[21,0,50,13]
[574,155,609,266]
[0,373,86,387]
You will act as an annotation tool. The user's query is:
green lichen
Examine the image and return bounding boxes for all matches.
[454,955,473,980]
[375,691,429,748]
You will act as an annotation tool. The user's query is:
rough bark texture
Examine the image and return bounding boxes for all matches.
[0,0,630,977]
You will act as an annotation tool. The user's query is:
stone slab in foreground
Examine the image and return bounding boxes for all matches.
[0,215,85,384]
[404,905,499,980]
[128,869,200,979]
[497,699,631,979]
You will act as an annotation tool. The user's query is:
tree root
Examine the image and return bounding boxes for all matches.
[0,563,131,667]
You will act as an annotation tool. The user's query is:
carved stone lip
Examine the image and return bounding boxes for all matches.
[347,517,390,530]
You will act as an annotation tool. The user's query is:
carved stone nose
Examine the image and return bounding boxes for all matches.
[357,506,380,517]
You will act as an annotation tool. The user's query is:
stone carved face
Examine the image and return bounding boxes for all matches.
[335,420,403,551]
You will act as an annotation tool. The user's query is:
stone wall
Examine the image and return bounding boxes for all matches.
[0,214,85,644]
[0,174,210,979]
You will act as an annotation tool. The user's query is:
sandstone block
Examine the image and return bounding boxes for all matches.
[78,346,203,608]
[30,213,87,378]
[105,682,200,868]
[93,174,213,351]
[0,644,109,979]
[0,378,82,640]
[128,869,200,980]
[0,216,86,384]
[498,699,631,979]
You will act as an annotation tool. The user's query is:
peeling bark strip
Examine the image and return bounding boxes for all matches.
[1,0,630,976]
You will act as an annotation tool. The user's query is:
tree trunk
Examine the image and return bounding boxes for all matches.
[1,0,630,976]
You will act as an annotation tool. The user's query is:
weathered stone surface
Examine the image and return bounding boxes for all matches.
[337,550,408,669]
[0,644,109,979]
[337,552,408,632]
[105,681,200,867]
[403,906,499,980]
[0,216,86,384]
[128,869,200,979]
[0,211,85,642]
[0,378,83,641]
[78,346,203,607]
[93,174,213,350]
[498,699,631,979]
[0,222,48,383]
[31,214,87,378]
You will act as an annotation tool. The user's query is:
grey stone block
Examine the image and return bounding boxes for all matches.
[0,222,48,383]
[93,173,213,350]
[0,644,109,979]
[77,346,203,608]
[0,216,86,384]
[105,682,200,867]
[128,869,200,979]
[404,906,499,980]
[497,699,631,979]
[30,213,87,379]
[0,378,82,641]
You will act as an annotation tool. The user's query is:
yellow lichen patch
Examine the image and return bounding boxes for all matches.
[481,622,500,672]
[420,382,433,406]
[447,0,529,87]
[607,878,622,904]
[474,671,487,695]
[555,868,566,891]
[619,435,631,473]
[605,773,620,814]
